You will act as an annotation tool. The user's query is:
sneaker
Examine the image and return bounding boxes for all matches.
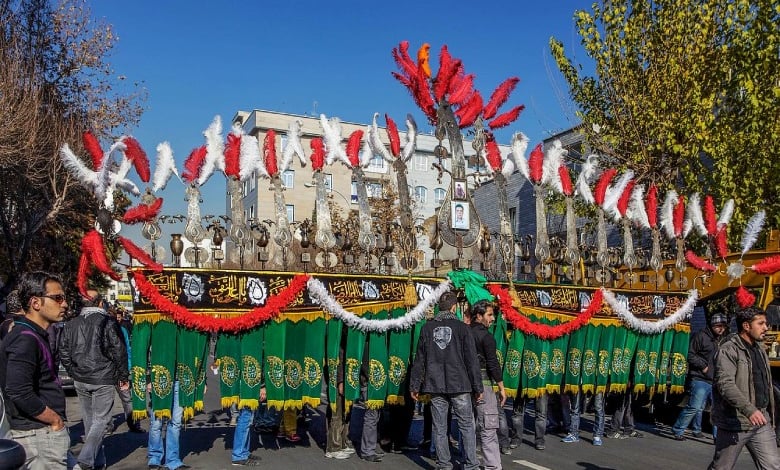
[342,445,356,455]
[362,454,383,463]
[561,433,580,443]
[692,432,705,438]
[625,431,643,438]
[535,442,545,450]
[593,436,603,446]
[606,432,622,439]
[509,437,520,449]
[231,458,261,466]
[500,446,512,455]
[325,451,350,459]
[673,434,686,441]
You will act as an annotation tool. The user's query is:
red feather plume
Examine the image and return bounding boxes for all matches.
[76,251,91,298]
[455,91,483,129]
[182,146,207,183]
[413,65,437,122]
[122,136,150,183]
[449,74,474,107]
[82,131,104,169]
[345,130,363,167]
[483,77,520,120]
[446,62,465,95]
[484,133,501,171]
[310,138,325,171]
[488,105,525,130]
[735,285,755,309]
[704,195,717,236]
[118,236,163,273]
[673,196,685,237]
[123,197,163,224]
[433,46,459,101]
[385,115,401,157]
[224,133,241,178]
[528,143,544,184]
[594,168,617,207]
[685,250,717,272]
[391,71,413,89]
[715,227,729,258]
[392,41,419,81]
[264,130,278,177]
[617,179,636,217]
[558,165,573,196]
[752,254,780,275]
[81,230,120,280]
[646,185,658,228]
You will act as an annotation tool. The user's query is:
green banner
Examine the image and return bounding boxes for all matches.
[595,324,615,395]
[564,323,589,394]
[503,328,525,398]
[645,332,664,396]
[656,328,676,394]
[547,318,569,395]
[176,326,208,420]
[150,321,178,418]
[239,328,264,410]
[669,330,690,394]
[386,308,412,405]
[130,321,152,421]
[284,320,306,410]
[366,311,389,409]
[302,319,326,408]
[215,333,241,409]
[264,320,286,410]
[344,325,366,411]
[580,324,602,395]
[325,319,343,411]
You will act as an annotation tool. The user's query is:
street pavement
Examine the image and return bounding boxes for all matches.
[64,371,763,470]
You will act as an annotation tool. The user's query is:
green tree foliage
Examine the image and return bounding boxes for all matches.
[0,0,145,299]
[550,0,780,238]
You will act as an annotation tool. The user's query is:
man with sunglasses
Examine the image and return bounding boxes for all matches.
[60,289,129,470]
[0,271,70,469]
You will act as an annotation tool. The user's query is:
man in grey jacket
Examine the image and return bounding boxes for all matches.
[709,306,778,470]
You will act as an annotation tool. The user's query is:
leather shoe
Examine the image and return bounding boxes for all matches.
[362,454,383,462]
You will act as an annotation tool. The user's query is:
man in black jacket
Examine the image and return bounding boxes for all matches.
[410,291,482,470]
[0,271,70,469]
[60,289,129,470]
[672,313,728,440]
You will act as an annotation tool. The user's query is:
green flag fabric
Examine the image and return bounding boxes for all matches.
[366,311,389,409]
[284,320,306,410]
[344,325,366,412]
[325,319,343,411]
[386,308,412,405]
[645,332,664,396]
[656,328,676,395]
[215,333,242,409]
[595,325,615,395]
[149,321,178,419]
[564,323,589,394]
[176,326,208,421]
[669,329,690,394]
[130,321,152,421]
[264,320,286,410]
[608,327,628,393]
[580,324,602,395]
[302,319,326,409]
[503,328,525,398]
[239,328,265,410]
[547,319,569,395]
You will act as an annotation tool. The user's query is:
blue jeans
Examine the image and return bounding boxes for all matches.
[673,379,714,436]
[569,391,605,438]
[74,381,115,468]
[148,382,184,469]
[430,393,479,470]
[232,407,254,462]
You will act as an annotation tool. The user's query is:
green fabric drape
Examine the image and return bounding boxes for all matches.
[239,328,264,410]
[491,311,508,373]
[595,324,615,395]
[344,325,366,412]
[264,320,286,410]
[215,333,242,409]
[645,332,664,396]
[284,320,306,410]
[618,329,639,392]
[130,322,152,421]
[447,270,494,305]
[176,327,208,421]
[547,318,569,395]
[503,328,525,398]
[656,328,676,394]
[520,323,541,398]
[669,330,691,394]
[302,319,326,409]
[325,319,343,411]
[580,324,602,395]
[609,327,628,393]
[632,334,652,394]
[366,311,389,409]
[386,308,412,405]
[150,321,178,419]
[564,322,589,394]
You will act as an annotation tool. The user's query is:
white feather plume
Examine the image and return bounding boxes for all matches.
[95,140,127,205]
[686,193,707,237]
[660,190,679,240]
[717,199,735,230]
[320,114,348,166]
[239,133,266,181]
[627,184,650,230]
[198,115,224,186]
[282,119,307,170]
[602,170,634,214]
[401,114,417,162]
[60,144,98,187]
[682,219,693,239]
[542,140,566,193]
[152,141,179,192]
[506,132,529,179]
[740,210,766,257]
[359,125,373,168]
[575,154,598,204]
[368,113,393,163]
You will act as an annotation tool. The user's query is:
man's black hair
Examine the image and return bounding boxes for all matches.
[16,271,63,313]
[735,306,765,332]
[439,291,459,312]
[468,300,492,322]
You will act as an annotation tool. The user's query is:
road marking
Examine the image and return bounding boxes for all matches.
[513,459,552,470]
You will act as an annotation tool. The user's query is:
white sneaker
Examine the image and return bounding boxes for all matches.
[325,450,351,459]
[343,446,356,454]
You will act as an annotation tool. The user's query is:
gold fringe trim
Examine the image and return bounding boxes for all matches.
[386,395,405,406]
[365,399,385,410]
[267,400,285,411]
[417,394,431,404]
[182,407,194,422]
[345,400,354,414]
[329,403,337,413]
[633,384,646,393]
[194,400,204,412]
[595,385,607,395]
[563,384,580,395]
[132,410,148,422]
[238,399,259,411]
[673,323,690,333]
[505,389,517,399]
[546,385,560,394]
[581,384,594,395]
[221,396,239,409]
[154,409,171,419]
[523,388,537,399]
[134,313,163,324]
[670,385,684,394]
[284,399,303,411]
[611,384,626,393]
[302,397,321,409]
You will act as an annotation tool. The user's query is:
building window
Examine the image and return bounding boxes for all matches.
[325,173,333,192]
[249,205,255,221]
[366,181,383,199]
[414,186,427,203]
[509,207,517,232]
[434,188,446,204]
[250,172,256,191]
[242,180,248,196]
[414,155,428,171]
[368,154,386,172]
[286,204,295,222]
[282,170,294,188]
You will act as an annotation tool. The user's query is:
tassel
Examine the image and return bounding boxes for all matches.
[82,131,104,169]
[685,250,716,272]
[752,254,780,275]
[735,286,755,309]
[118,236,163,272]
[404,280,417,307]
[121,136,151,183]
[455,91,483,128]
[528,143,544,184]
[264,130,278,177]
[223,132,241,178]
[385,114,401,157]
[123,197,163,224]
[182,146,207,183]
[508,284,522,309]
[593,168,617,207]
[449,74,475,106]
[645,185,658,228]
[488,105,524,130]
[310,138,325,170]
[483,77,520,120]
[346,130,363,167]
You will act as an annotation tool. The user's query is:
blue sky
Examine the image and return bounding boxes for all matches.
[88,0,591,244]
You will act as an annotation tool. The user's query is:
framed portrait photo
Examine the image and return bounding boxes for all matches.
[453,180,467,201]
[451,202,469,230]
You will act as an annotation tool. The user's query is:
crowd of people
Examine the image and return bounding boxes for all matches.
[0,270,777,470]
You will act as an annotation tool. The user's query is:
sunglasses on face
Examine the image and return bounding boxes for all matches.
[40,294,67,304]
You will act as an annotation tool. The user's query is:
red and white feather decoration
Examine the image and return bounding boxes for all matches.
[182,146,207,184]
[345,130,363,168]
[455,91,483,129]
[118,236,163,273]
[223,132,241,178]
[483,133,501,174]
[703,195,717,236]
[645,185,658,229]
[81,230,120,281]
[558,165,573,197]
[593,168,617,207]
[673,195,685,238]
[433,46,459,101]
[82,131,104,170]
[482,77,519,120]
[310,138,325,171]
[385,114,401,157]
[264,130,278,177]
[76,251,91,298]
[616,179,636,217]
[751,254,780,275]
[685,250,717,272]
[120,136,151,183]
[488,105,525,130]
[448,74,474,106]
[527,143,544,184]
[715,227,729,258]
[735,285,755,309]
[122,197,163,224]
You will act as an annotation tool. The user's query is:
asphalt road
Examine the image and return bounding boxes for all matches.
[63,370,764,470]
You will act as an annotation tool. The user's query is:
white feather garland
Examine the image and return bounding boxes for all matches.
[506,132,529,180]
[575,154,598,204]
[239,133,266,181]
[542,140,566,193]
[601,170,634,213]
[660,190,678,240]
[60,144,98,187]
[717,199,735,230]
[359,126,373,168]
[320,114,349,166]
[198,116,224,186]
[368,113,393,163]
[740,210,766,257]
[281,119,307,170]
[152,142,179,192]
[401,114,417,163]
[627,184,650,230]
[307,277,451,332]
[602,288,698,334]
[686,193,707,237]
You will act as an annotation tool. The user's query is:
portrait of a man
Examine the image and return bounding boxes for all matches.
[454,181,467,200]
[452,203,469,229]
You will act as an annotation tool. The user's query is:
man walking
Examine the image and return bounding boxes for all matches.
[410,291,482,470]
[0,271,69,469]
[60,290,129,470]
[672,313,728,441]
[709,306,778,470]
